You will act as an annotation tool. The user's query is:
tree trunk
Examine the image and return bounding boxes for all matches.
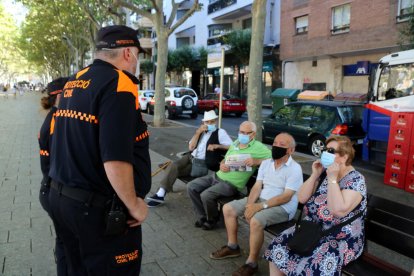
[247,0,266,141]
[153,30,169,127]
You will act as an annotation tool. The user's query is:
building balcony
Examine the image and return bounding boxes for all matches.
[139,37,152,49]
[208,0,237,14]
[136,17,153,28]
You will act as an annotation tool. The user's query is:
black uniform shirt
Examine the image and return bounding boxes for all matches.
[38,106,57,178]
[49,59,151,198]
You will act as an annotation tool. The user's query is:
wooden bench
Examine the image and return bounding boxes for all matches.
[180,172,414,274]
[342,194,414,276]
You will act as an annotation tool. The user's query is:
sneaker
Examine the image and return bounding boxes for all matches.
[232,264,258,276]
[209,245,241,260]
[146,194,164,203]
[194,218,206,228]
[146,194,164,207]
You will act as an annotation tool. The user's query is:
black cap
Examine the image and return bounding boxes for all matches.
[95,25,146,53]
[47,77,69,96]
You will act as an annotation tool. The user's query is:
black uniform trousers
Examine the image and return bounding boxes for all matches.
[39,177,68,276]
[48,187,142,276]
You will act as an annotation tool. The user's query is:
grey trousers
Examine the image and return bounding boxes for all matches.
[159,153,192,192]
[187,174,238,221]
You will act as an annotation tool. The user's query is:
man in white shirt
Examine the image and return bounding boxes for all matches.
[214,84,221,94]
[146,110,232,207]
[209,133,303,276]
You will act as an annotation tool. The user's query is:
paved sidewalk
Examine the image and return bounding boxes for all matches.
[0,93,271,275]
[0,92,412,275]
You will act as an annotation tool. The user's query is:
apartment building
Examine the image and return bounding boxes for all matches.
[133,16,154,90]
[281,0,410,95]
[162,0,281,105]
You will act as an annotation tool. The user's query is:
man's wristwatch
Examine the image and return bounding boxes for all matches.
[262,202,268,209]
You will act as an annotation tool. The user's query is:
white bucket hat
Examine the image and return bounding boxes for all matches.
[202,110,219,121]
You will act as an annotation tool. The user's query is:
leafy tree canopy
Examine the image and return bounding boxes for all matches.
[223,29,251,65]
[0,3,28,82]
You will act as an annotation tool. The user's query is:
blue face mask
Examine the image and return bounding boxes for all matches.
[320,151,336,168]
[238,133,250,145]
[207,124,216,132]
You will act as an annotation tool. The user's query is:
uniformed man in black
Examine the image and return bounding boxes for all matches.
[48,25,151,275]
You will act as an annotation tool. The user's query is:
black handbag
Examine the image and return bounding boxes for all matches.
[287,173,364,256]
[287,220,323,256]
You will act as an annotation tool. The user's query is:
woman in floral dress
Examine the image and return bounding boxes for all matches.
[264,136,367,276]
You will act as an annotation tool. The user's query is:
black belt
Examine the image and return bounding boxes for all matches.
[51,181,109,208]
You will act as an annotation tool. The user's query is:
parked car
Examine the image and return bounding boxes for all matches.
[148,86,198,119]
[139,90,154,113]
[262,101,365,156]
[197,93,246,117]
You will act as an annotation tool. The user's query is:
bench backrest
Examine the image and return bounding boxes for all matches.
[365,194,414,258]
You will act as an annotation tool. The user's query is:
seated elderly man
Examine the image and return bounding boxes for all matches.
[209,133,303,276]
[187,121,271,230]
[147,110,232,207]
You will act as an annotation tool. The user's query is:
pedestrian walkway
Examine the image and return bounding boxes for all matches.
[0,93,412,275]
[0,93,272,275]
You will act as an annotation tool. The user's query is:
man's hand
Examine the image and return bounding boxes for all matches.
[126,197,148,227]
[244,203,262,221]
[244,158,255,167]
[220,162,230,172]
[207,144,218,151]
[196,124,207,135]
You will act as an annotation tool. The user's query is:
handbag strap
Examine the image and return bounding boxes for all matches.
[321,209,364,235]
[296,171,365,234]
[192,131,204,156]
[296,171,326,225]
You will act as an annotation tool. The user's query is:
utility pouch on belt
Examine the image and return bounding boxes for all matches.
[104,194,127,236]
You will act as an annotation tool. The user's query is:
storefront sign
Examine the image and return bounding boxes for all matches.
[343,61,378,76]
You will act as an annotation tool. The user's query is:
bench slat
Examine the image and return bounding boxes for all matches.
[367,195,414,221]
[366,221,414,258]
[343,253,410,276]
[368,210,414,236]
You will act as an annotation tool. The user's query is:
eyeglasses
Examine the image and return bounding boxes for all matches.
[239,131,253,135]
[322,147,336,154]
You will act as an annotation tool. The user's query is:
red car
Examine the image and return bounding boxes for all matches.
[197,93,246,117]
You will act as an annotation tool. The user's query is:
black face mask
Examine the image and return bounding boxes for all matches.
[272,146,287,160]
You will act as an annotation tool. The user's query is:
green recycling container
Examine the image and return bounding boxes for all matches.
[271,88,301,113]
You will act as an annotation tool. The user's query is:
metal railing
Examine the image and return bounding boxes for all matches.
[208,0,237,14]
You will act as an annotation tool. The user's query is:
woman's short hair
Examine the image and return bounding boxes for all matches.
[325,135,355,166]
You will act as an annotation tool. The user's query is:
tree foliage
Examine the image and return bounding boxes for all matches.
[223,29,251,66]
[167,46,208,73]
[14,0,130,79]
[116,0,201,126]
[398,7,414,50]
[140,59,154,74]
[16,0,98,78]
[0,4,28,83]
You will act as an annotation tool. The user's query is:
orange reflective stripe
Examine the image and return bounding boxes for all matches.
[39,150,49,156]
[115,70,139,110]
[135,130,149,142]
[50,113,56,135]
[76,67,90,79]
[55,109,99,124]
[49,89,62,95]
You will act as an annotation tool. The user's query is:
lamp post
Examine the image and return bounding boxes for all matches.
[62,35,79,73]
